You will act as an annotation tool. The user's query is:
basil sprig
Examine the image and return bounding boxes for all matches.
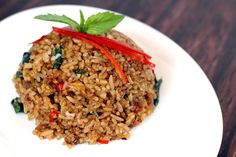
[35,10,124,35]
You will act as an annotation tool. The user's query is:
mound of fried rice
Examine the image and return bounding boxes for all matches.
[12,29,158,146]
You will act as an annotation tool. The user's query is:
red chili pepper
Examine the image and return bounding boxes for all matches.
[53,27,151,58]
[49,111,59,123]
[133,105,143,113]
[89,35,152,60]
[97,139,109,144]
[111,46,155,68]
[81,37,127,84]
[31,35,46,44]
[52,27,155,68]
[56,82,64,92]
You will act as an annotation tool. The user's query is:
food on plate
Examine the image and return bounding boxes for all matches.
[12,10,162,147]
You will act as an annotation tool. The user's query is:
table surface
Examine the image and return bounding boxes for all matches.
[0,0,235,156]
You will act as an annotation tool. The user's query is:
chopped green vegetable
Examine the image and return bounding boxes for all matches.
[154,78,162,91]
[35,10,124,35]
[53,48,62,69]
[11,97,24,113]
[74,68,86,75]
[85,12,124,35]
[154,78,162,106]
[35,14,80,31]
[53,62,61,69]
[22,52,31,63]
[16,71,23,78]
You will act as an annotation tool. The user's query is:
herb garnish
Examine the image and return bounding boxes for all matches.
[22,52,31,64]
[34,10,155,84]
[74,68,86,75]
[53,48,62,69]
[35,10,124,35]
[11,97,24,113]
[154,78,162,106]
[16,71,23,78]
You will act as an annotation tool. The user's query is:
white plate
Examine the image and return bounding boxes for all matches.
[0,5,223,157]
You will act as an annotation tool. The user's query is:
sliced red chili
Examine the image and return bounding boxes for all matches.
[80,37,127,84]
[111,46,155,68]
[56,82,64,92]
[31,35,46,44]
[133,105,143,113]
[52,27,155,67]
[49,111,59,123]
[97,139,109,144]
[88,35,152,60]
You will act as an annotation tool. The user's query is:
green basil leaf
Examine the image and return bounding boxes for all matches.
[53,48,62,69]
[79,10,85,32]
[16,71,23,78]
[35,14,80,31]
[85,12,124,35]
[11,97,24,113]
[74,68,86,75]
[154,78,162,106]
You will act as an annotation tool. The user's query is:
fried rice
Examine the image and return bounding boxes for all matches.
[12,29,159,147]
